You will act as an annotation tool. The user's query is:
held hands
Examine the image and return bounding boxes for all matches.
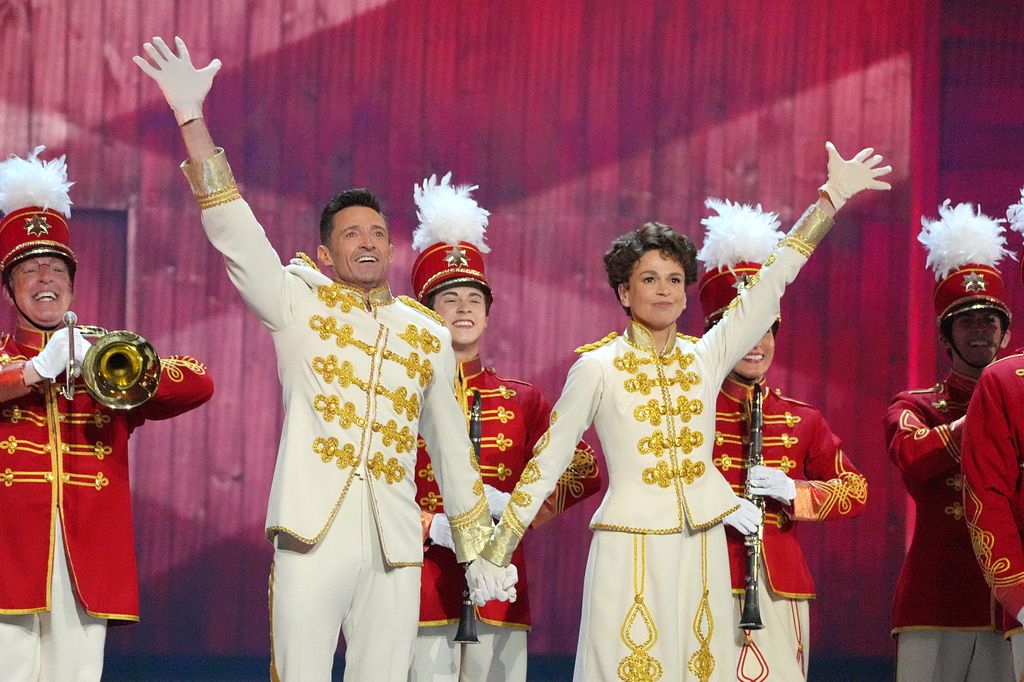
[29,328,91,380]
[133,36,222,126]
[427,514,455,551]
[746,465,796,505]
[818,141,892,211]
[723,496,762,535]
[465,557,518,607]
[483,484,511,519]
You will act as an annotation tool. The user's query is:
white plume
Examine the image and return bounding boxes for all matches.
[1007,186,1024,235]
[696,197,783,270]
[918,200,1010,281]
[411,172,490,253]
[0,146,73,217]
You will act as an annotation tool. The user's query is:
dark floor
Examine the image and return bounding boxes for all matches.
[104,655,894,680]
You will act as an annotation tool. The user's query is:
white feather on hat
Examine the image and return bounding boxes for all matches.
[918,200,1010,281]
[696,197,783,271]
[1007,187,1024,235]
[411,172,490,253]
[0,146,73,218]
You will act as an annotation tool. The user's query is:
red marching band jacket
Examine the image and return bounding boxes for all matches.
[0,326,213,622]
[962,351,1024,630]
[715,377,867,599]
[885,370,1008,632]
[415,357,600,629]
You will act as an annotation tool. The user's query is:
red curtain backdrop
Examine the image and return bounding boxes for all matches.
[2,0,1023,664]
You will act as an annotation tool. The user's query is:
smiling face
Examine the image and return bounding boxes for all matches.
[4,256,74,329]
[616,250,688,338]
[731,329,776,382]
[317,205,394,291]
[430,285,489,360]
[944,308,1010,375]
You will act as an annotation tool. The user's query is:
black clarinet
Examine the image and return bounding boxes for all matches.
[738,386,765,630]
[453,390,484,644]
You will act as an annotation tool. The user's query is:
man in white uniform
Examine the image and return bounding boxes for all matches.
[134,37,515,681]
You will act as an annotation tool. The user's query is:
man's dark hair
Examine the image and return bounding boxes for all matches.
[319,188,387,243]
[603,221,698,315]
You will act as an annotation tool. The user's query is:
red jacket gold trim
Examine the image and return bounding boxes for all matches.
[415,357,599,628]
[715,376,866,599]
[0,326,213,621]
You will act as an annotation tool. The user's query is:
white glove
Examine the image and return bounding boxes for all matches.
[133,36,222,125]
[285,257,333,289]
[1017,606,1024,626]
[466,557,518,606]
[483,484,511,519]
[723,496,762,535]
[30,328,92,380]
[427,514,455,551]
[746,465,796,505]
[818,141,892,211]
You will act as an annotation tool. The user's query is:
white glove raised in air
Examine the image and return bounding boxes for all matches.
[30,328,92,380]
[466,557,518,606]
[746,465,796,505]
[723,496,762,535]
[133,36,222,125]
[483,484,511,519]
[427,514,455,551]
[818,141,892,211]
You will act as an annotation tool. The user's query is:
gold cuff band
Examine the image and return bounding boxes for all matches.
[180,149,241,209]
[479,520,523,567]
[450,497,493,563]
[786,204,834,249]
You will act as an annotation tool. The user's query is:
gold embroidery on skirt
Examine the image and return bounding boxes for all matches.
[617,534,663,682]
[687,531,716,681]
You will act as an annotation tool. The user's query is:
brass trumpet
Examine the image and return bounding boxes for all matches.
[60,312,161,409]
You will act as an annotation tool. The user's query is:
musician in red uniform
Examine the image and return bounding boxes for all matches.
[0,148,214,681]
[407,174,600,682]
[962,191,1024,680]
[889,200,1014,680]
[696,198,868,681]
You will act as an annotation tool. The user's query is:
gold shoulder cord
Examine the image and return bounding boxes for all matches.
[398,295,446,325]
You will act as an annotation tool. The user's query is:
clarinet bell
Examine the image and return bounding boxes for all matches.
[452,589,480,644]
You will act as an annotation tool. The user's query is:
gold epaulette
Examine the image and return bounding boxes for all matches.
[398,295,445,325]
[575,332,618,354]
[906,382,944,395]
[769,387,815,409]
[676,332,699,343]
[294,251,321,272]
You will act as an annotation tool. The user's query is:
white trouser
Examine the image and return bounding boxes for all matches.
[1011,631,1024,682]
[896,629,1014,681]
[409,621,527,682]
[270,475,421,681]
[733,576,810,681]
[0,515,107,682]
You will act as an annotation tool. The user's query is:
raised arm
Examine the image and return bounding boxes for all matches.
[134,37,297,331]
[701,142,892,383]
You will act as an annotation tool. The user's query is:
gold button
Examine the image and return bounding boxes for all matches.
[60,444,69,452]
[44,472,54,482]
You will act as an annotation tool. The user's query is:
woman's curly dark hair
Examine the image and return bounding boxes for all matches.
[603,221,698,315]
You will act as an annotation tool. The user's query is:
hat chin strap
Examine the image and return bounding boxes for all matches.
[947,329,1007,371]
[11,297,62,332]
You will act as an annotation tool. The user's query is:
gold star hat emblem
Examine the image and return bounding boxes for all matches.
[444,244,470,267]
[24,214,51,237]
[962,271,986,293]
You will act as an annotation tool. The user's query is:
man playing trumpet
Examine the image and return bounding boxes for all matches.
[0,147,214,681]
